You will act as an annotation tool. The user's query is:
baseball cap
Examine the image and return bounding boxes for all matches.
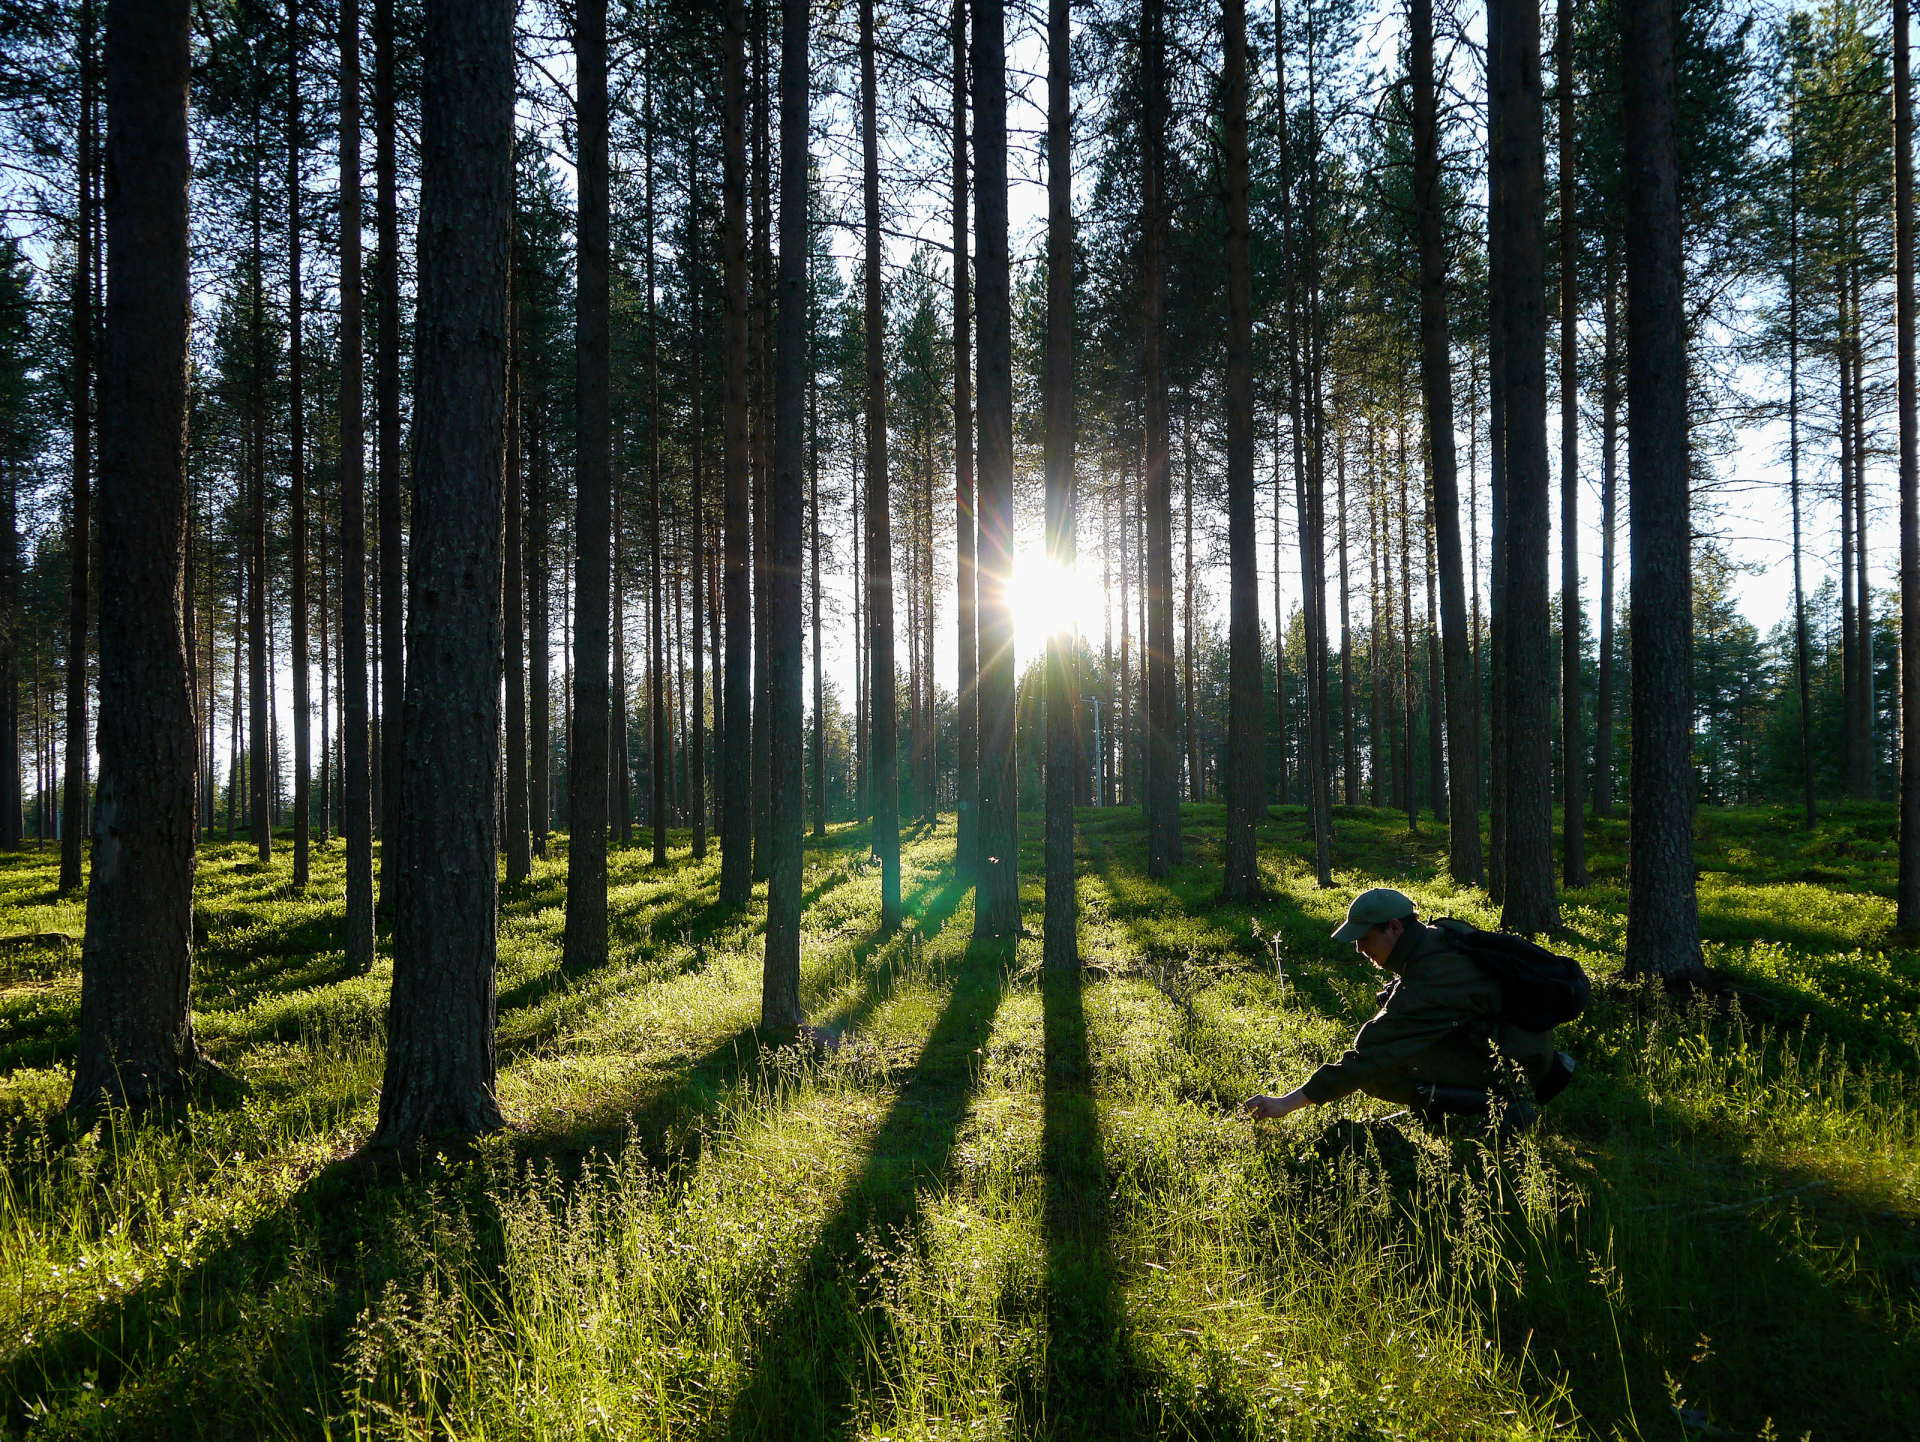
[1330,886,1417,943]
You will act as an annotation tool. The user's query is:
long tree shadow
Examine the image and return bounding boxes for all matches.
[710,934,1012,1440]
[0,1152,418,1436]
[1032,966,1127,1438]
[510,868,975,1175]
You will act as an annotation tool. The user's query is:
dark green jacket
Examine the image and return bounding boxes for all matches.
[1300,918,1554,1104]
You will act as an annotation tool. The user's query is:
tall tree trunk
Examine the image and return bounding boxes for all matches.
[1411,0,1482,882]
[1593,239,1619,817]
[1786,118,1812,831]
[71,0,202,1110]
[1273,415,1288,806]
[1338,435,1356,804]
[853,423,864,822]
[1425,490,1446,821]
[565,0,612,969]
[339,0,375,969]
[1556,0,1584,886]
[720,0,755,906]
[1621,0,1702,981]
[1043,0,1077,965]
[1896,0,1920,929]
[763,0,810,1024]
[1853,267,1875,796]
[972,0,1019,935]
[369,0,512,1149]
[1492,0,1557,933]
[952,0,977,875]
[1486,0,1508,905]
[3,452,22,849]
[505,260,530,881]
[1276,5,1331,885]
[811,365,824,838]
[1840,304,1860,793]
[289,0,310,889]
[861,0,901,930]
[1187,408,1201,800]
[690,128,709,860]
[375,0,402,904]
[530,409,550,855]
[1141,0,1180,877]
[751,0,773,882]
[1221,0,1262,900]
[248,52,271,866]
[647,61,667,867]
[614,500,631,843]
[1399,436,1417,833]
[60,0,94,894]
[1113,476,1121,806]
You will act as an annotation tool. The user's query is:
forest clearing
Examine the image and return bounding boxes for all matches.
[2,806,1916,1439]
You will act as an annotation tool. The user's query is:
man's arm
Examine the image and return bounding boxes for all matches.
[1242,979,1476,1118]
[1239,1087,1313,1120]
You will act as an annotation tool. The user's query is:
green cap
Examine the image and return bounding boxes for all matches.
[1330,887,1417,943]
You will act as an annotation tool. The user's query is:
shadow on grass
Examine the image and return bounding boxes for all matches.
[710,934,1012,1440]
[0,1153,406,1436]
[510,866,974,1176]
[1492,1076,1920,1439]
[1031,967,1127,1438]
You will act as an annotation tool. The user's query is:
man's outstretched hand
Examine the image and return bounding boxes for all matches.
[1239,1088,1312,1121]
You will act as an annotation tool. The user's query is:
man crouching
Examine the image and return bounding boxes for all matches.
[1240,887,1574,1129]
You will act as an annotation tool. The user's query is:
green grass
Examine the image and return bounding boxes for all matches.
[0,802,1915,1438]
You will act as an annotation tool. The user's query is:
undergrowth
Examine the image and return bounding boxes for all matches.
[0,802,1914,1438]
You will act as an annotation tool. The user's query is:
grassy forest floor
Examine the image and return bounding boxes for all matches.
[0,800,1916,1440]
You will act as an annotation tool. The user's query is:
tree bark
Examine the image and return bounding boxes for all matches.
[289,0,310,890]
[763,0,809,1026]
[1593,238,1619,817]
[369,0,512,1150]
[1486,0,1507,905]
[1141,0,1180,877]
[1492,0,1557,934]
[1621,0,1703,981]
[953,0,977,876]
[811,366,824,838]
[248,45,270,867]
[375,0,402,904]
[339,0,375,969]
[720,0,755,907]
[972,0,1019,935]
[3,449,22,849]
[1043,0,1078,966]
[504,255,530,881]
[529,392,550,855]
[1410,0,1482,882]
[861,0,901,931]
[565,0,612,970]
[1556,0,1584,887]
[647,60,667,867]
[71,0,202,1111]
[751,0,773,882]
[61,0,94,896]
[1896,0,1919,930]
[690,123,709,860]
[1221,0,1262,900]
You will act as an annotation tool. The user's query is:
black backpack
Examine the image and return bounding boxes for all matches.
[1432,918,1590,1032]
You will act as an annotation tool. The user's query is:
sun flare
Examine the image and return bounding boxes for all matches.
[1010,555,1104,667]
